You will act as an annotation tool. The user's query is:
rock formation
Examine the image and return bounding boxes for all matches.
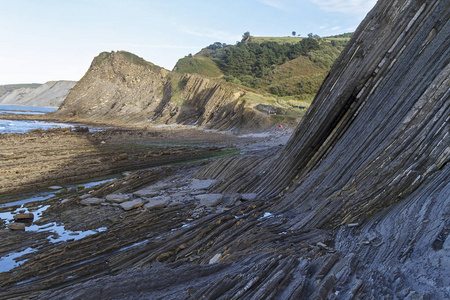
[0,81,76,107]
[52,51,272,131]
[0,0,448,299]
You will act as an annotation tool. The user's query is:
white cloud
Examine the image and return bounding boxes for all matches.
[312,0,376,16]
[331,26,341,31]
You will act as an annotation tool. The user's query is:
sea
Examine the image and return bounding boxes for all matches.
[0,104,73,133]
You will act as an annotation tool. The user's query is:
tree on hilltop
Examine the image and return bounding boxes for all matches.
[241,31,251,43]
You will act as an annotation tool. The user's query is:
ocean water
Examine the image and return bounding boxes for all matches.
[0,119,74,134]
[0,104,57,115]
[0,105,73,134]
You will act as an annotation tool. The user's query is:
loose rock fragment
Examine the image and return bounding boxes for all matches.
[105,194,131,203]
[120,199,144,211]
[189,179,217,190]
[144,196,170,210]
[194,194,223,207]
[13,213,34,221]
[8,223,26,231]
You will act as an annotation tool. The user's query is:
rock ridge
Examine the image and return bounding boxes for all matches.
[52,51,273,131]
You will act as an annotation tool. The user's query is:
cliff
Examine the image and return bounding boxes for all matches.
[0,0,448,299]
[52,51,275,131]
[0,81,76,107]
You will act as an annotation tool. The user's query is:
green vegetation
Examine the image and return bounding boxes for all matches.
[172,32,352,117]
[173,56,223,77]
[92,51,160,71]
[250,36,306,44]
[119,51,156,68]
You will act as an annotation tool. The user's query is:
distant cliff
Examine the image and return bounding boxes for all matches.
[0,81,76,107]
[52,51,277,131]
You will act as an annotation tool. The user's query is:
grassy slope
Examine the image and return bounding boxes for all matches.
[173,35,350,122]
[173,56,223,77]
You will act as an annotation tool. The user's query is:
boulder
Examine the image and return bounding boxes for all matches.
[143,196,170,210]
[195,194,223,207]
[190,179,217,190]
[133,188,160,198]
[8,223,26,231]
[105,194,131,203]
[80,197,104,205]
[120,199,144,211]
[13,213,34,221]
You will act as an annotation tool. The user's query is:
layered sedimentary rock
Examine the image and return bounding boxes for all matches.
[0,0,448,299]
[0,81,76,107]
[52,51,270,131]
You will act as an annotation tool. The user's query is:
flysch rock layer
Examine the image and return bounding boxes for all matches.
[51,52,272,132]
[0,1,448,299]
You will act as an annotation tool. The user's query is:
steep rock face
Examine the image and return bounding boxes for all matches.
[0,1,448,299]
[0,81,76,107]
[53,51,170,123]
[191,0,450,297]
[53,51,271,131]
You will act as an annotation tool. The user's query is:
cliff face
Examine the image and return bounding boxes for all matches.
[0,81,76,107]
[186,0,450,297]
[1,1,448,299]
[53,51,271,131]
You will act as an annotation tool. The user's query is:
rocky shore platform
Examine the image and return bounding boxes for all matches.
[0,124,292,298]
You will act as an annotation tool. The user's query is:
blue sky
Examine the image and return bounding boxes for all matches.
[0,0,376,84]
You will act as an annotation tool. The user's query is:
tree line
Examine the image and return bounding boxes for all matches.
[208,38,320,87]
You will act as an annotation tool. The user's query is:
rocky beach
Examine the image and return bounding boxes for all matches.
[0,0,449,298]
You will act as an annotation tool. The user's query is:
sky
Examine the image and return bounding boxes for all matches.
[0,0,377,84]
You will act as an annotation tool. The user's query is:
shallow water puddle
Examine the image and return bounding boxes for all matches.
[0,204,107,273]
[0,248,36,273]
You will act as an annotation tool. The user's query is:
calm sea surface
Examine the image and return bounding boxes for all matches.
[0,105,74,134]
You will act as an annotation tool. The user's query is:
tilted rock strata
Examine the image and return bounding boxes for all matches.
[52,51,271,131]
[0,1,448,299]
[0,81,76,107]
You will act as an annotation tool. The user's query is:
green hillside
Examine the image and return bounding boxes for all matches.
[173,33,351,120]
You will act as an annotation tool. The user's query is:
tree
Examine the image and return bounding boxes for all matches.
[292,31,296,37]
[241,31,251,43]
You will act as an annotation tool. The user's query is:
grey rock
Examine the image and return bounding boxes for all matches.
[80,194,92,200]
[120,199,144,211]
[222,194,242,207]
[134,188,160,198]
[195,194,223,207]
[80,198,104,205]
[190,179,217,190]
[105,194,131,203]
[241,193,257,201]
[143,196,170,210]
